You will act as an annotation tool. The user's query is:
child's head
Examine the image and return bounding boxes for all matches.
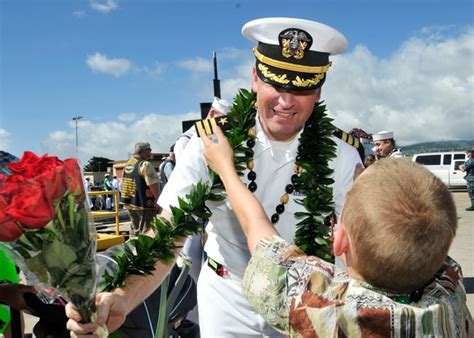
[340,159,457,293]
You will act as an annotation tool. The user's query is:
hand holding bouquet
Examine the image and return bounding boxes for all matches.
[0,151,106,335]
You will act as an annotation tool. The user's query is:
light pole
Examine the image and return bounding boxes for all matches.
[72,115,83,154]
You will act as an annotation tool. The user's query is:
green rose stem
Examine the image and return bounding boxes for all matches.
[155,276,169,338]
[55,202,66,231]
[70,294,96,323]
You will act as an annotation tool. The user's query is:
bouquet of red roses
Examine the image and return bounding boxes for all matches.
[0,151,99,324]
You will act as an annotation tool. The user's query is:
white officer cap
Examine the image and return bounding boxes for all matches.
[242,17,348,90]
[211,97,231,115]
[372,131,394,141]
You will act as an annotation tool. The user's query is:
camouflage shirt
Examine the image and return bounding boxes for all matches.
[242,235,473,337]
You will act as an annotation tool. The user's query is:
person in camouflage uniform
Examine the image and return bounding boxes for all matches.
[461,150,474,211]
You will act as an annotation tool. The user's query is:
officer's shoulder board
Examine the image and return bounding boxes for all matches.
[333,127,365,161]
[194,116,233,137]
[333,128,360,149]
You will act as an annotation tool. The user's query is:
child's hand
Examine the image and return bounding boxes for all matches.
[201,125,235,175]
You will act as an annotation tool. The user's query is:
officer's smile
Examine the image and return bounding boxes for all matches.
[273,110,296,118]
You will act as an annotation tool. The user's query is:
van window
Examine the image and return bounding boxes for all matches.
[454,154,465,160]
[443,154,452,165]
[454,161,464,171]
[415,155,441,165]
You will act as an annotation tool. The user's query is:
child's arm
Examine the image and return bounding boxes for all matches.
[201,126,278,252]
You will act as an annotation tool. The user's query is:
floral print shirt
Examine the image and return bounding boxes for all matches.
[242,235,473,337]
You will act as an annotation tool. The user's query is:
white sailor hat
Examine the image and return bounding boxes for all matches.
[242,17,348,90]
[211,97,231,115]
[372,131,394,141]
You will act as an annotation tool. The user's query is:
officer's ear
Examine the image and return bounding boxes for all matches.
[251,66,258,92]
[316,87,322,102]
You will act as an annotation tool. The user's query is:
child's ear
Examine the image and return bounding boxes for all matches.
[333,225,350,257]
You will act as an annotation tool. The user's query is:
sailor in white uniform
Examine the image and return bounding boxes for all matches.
[372,130,403,159]
[159,17,362,337]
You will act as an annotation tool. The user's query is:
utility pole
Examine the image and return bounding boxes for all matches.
[72,115,83,154]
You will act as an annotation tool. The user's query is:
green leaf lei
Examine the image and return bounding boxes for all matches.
[100,181,213,291]
[102,88,337,291]
[222,89,337,261]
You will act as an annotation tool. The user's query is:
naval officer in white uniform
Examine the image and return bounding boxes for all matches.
[159,17,362,337]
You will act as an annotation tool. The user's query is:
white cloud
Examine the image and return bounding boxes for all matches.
[321,26,474,145]
[41,112,200,165]
[118,113,137,122]
[140,62,165,78]
[0,128,11,150]
[73,10,86,18]
[176,57,213,72]
[220,60,253,100]
[90,0,118,13]
[86,53,131,77]
[49,131,74,142]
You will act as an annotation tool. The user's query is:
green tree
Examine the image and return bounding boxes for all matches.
[83,156,112,172]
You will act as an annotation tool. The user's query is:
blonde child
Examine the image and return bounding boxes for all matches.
[202,126,473,337]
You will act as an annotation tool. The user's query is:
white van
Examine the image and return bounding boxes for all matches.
[412,152,467,188]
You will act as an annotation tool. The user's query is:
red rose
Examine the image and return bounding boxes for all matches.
[0,213,23,241]
[5,183,55,229]
[0,190,23,241]
[8,151,63,179]
[34,166,68,202]
[63,159,84,197]
[0,152,85,234]
[7,151,42,177]
[4,152,70,202]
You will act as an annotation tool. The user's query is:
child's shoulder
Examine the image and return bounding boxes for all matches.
[334,257,472,337]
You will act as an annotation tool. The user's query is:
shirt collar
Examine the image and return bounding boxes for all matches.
[254,112,303,166]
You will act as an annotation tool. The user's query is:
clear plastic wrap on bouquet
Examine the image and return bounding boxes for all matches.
[0,151,99,323]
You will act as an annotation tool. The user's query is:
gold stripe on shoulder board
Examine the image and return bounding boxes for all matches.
[195,121,206,137]
[354,137,360,148]
[347,134,354,145]
[341,131,348,142]
[203,119,212,135]
[333,128,361,150]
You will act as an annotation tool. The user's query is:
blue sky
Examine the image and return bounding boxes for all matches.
[1,0,473,164]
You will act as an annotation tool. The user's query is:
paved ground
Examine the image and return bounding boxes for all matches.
[448,191,474,310]
[22,191,474,335]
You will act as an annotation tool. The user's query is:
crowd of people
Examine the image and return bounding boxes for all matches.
[0,16,472,338]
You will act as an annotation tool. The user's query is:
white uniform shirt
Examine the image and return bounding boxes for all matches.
[389,148,403,158]
[174,126,197,162]
[159,114,362,280]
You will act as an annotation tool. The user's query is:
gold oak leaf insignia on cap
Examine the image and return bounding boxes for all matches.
[279,28,312,60]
